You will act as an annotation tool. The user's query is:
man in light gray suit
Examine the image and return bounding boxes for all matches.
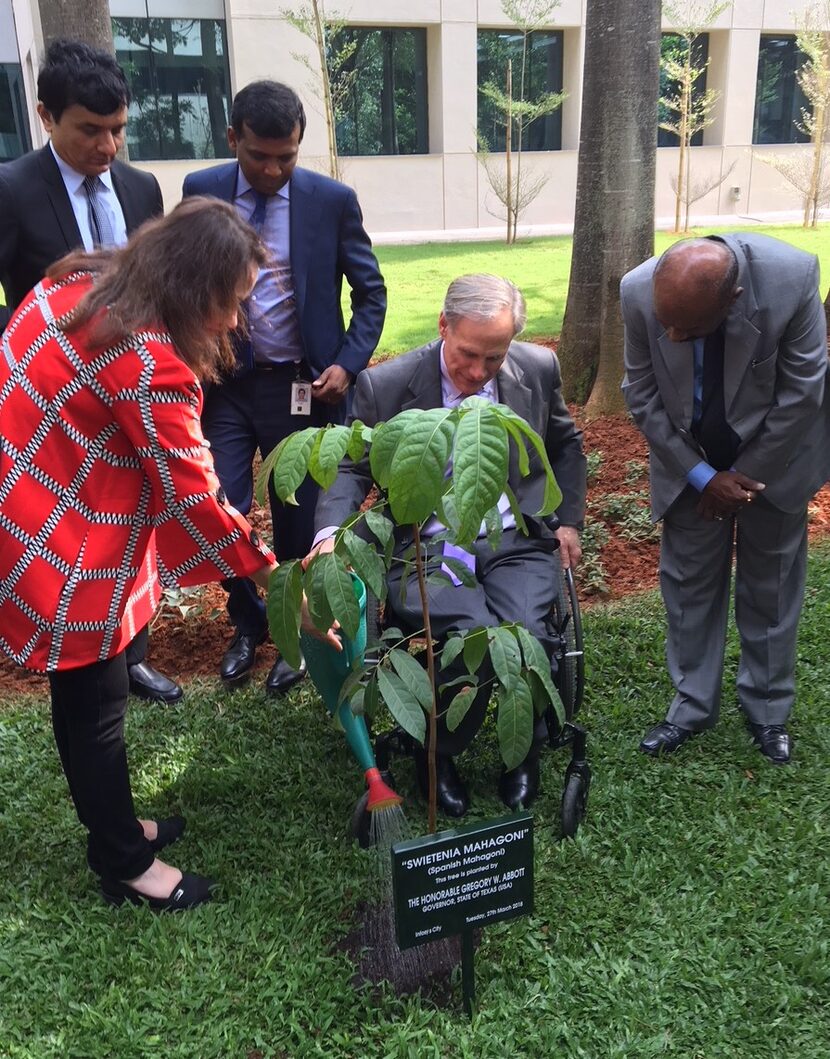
[311,275,587,816]
[621,234,829,764]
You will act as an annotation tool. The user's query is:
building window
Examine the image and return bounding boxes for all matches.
[477,29,563,152]
[753,35,810,145]
[658,32,709,148]
[333,27,428,156]
[0,63,31,161]
[112,17,232,161]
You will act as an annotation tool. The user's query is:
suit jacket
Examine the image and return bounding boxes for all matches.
[314,339,587,541]
[0,274,275,672]
[181,163,387,379]
[0,145,163,325]
[621,233,830,518]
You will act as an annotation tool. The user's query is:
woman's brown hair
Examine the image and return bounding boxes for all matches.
[46,197,268,381]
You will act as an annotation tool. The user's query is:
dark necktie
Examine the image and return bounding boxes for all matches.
[691,326,740,471]
[82,175,115,247]
[249,190,269,231]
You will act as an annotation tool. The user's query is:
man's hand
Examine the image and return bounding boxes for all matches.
[697,470,765,520]
[556,525,582,570]
[311,365,352,405]
[302,536,335,569]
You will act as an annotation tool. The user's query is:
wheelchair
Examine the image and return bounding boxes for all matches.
[353,551,590,843]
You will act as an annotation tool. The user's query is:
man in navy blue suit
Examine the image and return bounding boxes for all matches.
[182,80,386,695]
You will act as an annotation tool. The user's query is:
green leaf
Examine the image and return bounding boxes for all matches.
[387,408,455,524]
[483,504,504,551]
[377,668,426,743]
[436,491,461,536]
[322,554,361,641]
[439,555,478,588]
[342,529,387,601]
[255,439,283,507]
[501,416,531,478]
[346,419,370,463]
[494,405,562,516]
[369,417,406,490]
[439,634,466,671]
[304,555,335,633]
[446,685,478,732]
[516,626,563,725]
[387,648,434,712]
[308,425,350,490]
[266,561,303,670]
[504,483,529,535]
[270,427,320,504]
[364,506,394,548]
[453,401,509,544]
[463,627,489,677]
[363,672,380,719]
[488,625,522,693]
[335,666,366,708]
[497,677,534,770]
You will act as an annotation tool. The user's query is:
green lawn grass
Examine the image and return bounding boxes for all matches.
[373,223,830,355]
[2,547,829,1057]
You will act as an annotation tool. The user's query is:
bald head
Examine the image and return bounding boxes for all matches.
[653,239,741,343]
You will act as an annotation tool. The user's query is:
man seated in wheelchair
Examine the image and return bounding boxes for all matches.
[307,275,587,817]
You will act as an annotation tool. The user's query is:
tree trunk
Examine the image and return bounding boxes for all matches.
[38,0,115,52]
[558,0,661,417]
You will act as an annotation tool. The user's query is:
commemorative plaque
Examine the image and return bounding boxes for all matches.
[391,813,533,1012]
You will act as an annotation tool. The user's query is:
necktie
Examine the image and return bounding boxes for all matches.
[691,326,739,471]
[82,175,115,247]
[249,190,269,231]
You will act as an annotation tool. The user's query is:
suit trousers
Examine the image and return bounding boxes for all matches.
[661,487,808,731]
[202,367,330,636]
[48,650,154,880]
[385,529,559,757]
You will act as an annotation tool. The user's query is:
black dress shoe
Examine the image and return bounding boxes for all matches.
[220,631,265,685]
[639,721,696,756]
[128,661,183,704]
[747,722,791,764]
[266,656,307,696]
[150,815,187,852]
[499,754,540,810]
[414,749,469,817]
[100,871,215,911]
[87,815,187,875]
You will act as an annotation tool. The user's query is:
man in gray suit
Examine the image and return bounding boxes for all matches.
[621,234,829,764]
[311,274,586,816]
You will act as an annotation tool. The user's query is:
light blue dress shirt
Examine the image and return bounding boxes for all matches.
[49,142,127,250]
[233,172,304,365]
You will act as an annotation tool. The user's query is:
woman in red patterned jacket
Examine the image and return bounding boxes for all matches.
[0,197,333,911]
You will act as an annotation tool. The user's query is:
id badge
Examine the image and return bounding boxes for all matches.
[291,379,312,416]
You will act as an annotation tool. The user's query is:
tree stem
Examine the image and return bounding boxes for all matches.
[412,523,437,834]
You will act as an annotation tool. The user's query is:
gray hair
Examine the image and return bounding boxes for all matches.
[442,274,527,335]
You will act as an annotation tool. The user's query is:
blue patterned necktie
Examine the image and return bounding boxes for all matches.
[82,175,115,247]
[249,190,269,231]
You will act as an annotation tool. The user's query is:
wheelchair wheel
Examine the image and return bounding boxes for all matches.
[559,769,589,840]
[550,557,585,718]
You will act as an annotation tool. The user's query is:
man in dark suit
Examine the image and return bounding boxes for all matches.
[0,39,181,706]
[621,235,830,764]
[182,80,387,696]
[311,275,587,816]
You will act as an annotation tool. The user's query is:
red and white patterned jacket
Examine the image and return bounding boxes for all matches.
[0,273,275,672]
